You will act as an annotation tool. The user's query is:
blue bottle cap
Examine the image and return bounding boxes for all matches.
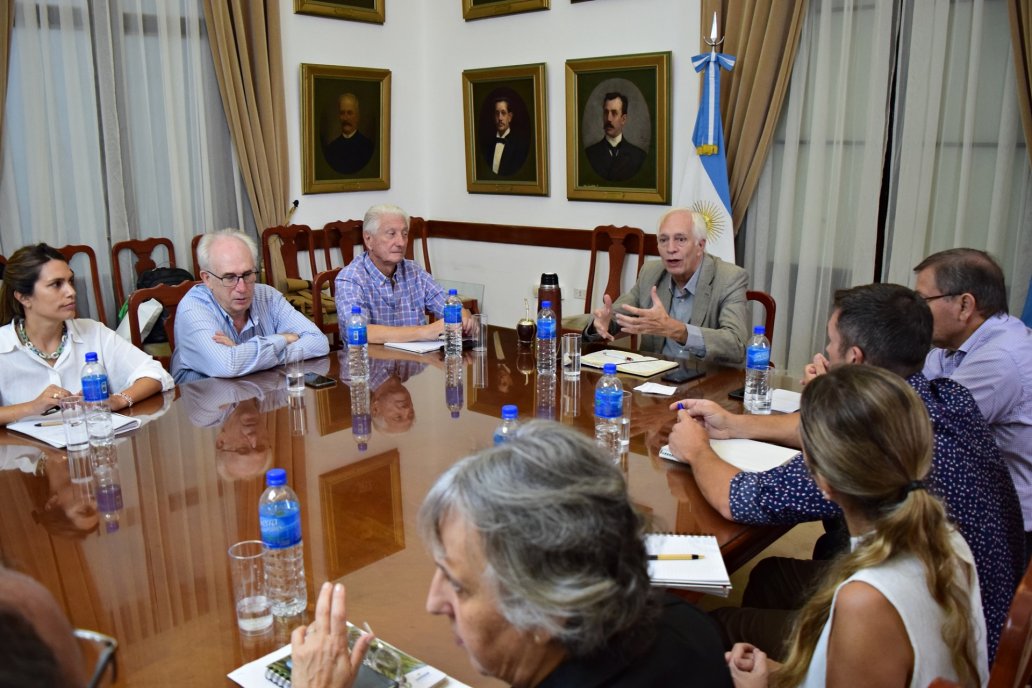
[449,289,458,295]
[351,305,361,314]
[753,326,765,335]
[502,404,518,420]
[265,468,286,486]
[85,352,98,363]
[603,363,617,374]
[541,301,551,309]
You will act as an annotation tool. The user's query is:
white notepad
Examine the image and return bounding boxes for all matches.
[7,413,141,449]
[383,340,444,354]
[646,534,731,596]
[659,438,798,473]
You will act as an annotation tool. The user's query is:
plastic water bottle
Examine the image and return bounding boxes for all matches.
[744,326,772,415]
[350,380,371,452]
[493,405,520,445]
[535,372,556,420]
[536,300,557,374]
[259,469,307,617]
[93,461,123,534]
[444,289,463,357]
[81,352,115,467]
[445,355,463,419]
[594,363,624,462]
[346,306,369,381]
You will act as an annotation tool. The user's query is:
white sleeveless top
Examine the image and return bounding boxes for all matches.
[799,530,989,687]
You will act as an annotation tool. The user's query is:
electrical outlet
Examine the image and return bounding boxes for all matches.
[573,288,587,300]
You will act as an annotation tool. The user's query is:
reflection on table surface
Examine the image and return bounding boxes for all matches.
[0,327,794,687]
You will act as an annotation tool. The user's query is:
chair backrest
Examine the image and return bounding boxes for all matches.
[408,216,433,273]
[190,234,203,279]
[261,225,318,287]
[583,225,646,315]
[55,244,108,325]
[312,266,343,347]
[127,279,198,371]
[321,220,361,271]
[111,238,176,308]
[746,290,777,346]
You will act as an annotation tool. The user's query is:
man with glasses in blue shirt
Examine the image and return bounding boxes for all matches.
[583,207,749,364]
[171,229,328,384]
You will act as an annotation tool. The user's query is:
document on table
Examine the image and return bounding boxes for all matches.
[659,438,798,472]
[383,340,444,354]
[646,533,731,596]
[580,349,678,377]
[7,413,141,448]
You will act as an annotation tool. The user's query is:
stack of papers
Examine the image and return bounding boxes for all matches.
[7,413,141,448]
[659,438,798,473]
[383,340,444,354]
[646,534,731,596]
[580,349,678,377]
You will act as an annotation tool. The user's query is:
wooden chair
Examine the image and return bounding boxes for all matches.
[261,225,318,287]
[408,216,433,272]
[126,279,198,371]
[746,290,777,345]
[311,267,343,350]
[929,557,1032,688]
[55,244,108,325]
[321,220,361,271]
[562,225,646,335]
[111,238,176,308]
[190,234,204,278]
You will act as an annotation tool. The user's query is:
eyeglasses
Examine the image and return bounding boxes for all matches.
[204,270,258,288]
[657,235,693,247]
[75,628,118,688]
[921,293,959,303]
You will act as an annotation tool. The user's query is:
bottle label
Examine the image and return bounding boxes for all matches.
[746,346,770,370]
[594,388,623,418]
[537,318,555,340]
[347,324,367,346]
[444,303,462,324]
[82,375,109,402]
[259,503,302,549]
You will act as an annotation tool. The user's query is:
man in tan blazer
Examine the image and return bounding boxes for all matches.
[583,208,749,365]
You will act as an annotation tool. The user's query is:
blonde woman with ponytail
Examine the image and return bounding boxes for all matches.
[727,366,988,688]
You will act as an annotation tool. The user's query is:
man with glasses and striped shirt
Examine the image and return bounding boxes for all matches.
[171,229,328,384]
[583,207,749,364]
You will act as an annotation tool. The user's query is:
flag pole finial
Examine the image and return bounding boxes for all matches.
[704,11,724,48]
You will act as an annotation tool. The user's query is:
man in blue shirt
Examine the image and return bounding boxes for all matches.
[335,204,471,343]
[667,283,1023,662]
[914,248,1032,552]
[171,229,328,383]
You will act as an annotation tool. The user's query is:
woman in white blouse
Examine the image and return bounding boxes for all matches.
[726,366,988,688]
[0,243,173,425]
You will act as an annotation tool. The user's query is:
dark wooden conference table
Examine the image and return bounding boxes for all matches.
[0,327,796,687]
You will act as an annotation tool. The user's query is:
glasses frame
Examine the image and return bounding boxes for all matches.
[203,270,259,288]
[921,293,960,303]
[75,628,117,688]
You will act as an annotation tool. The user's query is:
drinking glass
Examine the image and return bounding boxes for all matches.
[227,540,273,635]
[562,333,581,378]
[285,345,305,395]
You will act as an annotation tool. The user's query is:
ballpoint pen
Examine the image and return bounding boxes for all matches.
[602,351,659,363]
[647,554,705,560]
[34,420,64,427]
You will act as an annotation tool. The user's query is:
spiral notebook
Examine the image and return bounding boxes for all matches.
[645,534,731,597]
[6,413,140,448]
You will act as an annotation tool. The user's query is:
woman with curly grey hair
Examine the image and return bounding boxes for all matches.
[290,421,730,687]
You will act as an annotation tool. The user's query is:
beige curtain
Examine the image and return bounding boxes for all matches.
[702,1,808,232]
[0,2,14,171]
[1010,0,1032,169]
[203,0,288,232]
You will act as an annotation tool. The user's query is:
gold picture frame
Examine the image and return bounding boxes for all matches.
[565,52,671,204]
[319,450,404,579]
[462,0,549,21]
[294,0,385,23]
[301,63,391,194]
[462,63,548,196]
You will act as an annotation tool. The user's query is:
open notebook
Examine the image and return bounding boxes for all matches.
[659,438,798,473]
[383,340,444,354]
[7,413,141,449]
[580,349,678,377]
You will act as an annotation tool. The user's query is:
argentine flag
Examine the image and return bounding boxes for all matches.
[676,48,736,263]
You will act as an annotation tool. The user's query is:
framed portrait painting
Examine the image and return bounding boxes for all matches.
[294,0,385,23]
[462,63,548,196]
[301,63,391,194]
[462,0,549,21]
[565,52,671,204]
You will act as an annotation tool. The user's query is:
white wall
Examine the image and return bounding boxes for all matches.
[280,0,704,325]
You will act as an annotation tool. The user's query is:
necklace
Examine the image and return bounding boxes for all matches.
[16,318,68,361]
